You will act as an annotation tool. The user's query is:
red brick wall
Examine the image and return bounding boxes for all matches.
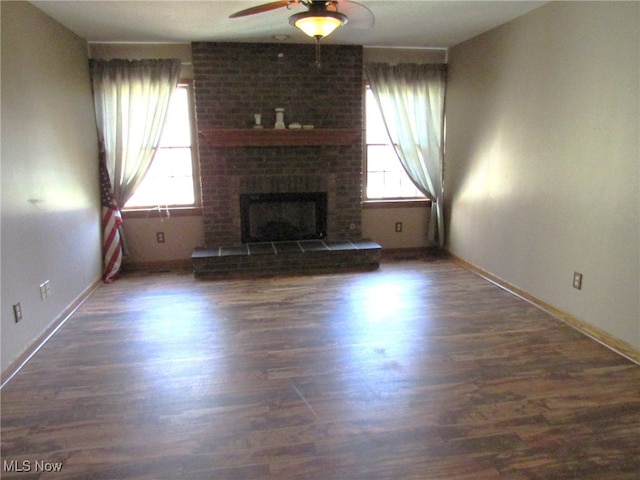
[192,42,363,246]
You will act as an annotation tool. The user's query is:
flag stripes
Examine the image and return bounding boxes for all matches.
[99,157,123,283]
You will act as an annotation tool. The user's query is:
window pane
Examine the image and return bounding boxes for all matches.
[159,87,191,147]
[126,148,194,207]
[149,148,193,177]
[366,171,386,199]
[365,88,391,144]
[367,145,397,172]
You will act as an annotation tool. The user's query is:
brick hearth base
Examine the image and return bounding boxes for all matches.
[192,240,381,279]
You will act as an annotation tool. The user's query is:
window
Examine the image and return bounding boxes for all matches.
[125,82,198,209]
[365,86,425,200]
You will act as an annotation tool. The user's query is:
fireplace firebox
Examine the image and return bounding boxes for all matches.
[240,192,328,243]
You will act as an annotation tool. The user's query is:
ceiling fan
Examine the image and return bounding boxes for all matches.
[230,1,373,67]
[229,1,374,40]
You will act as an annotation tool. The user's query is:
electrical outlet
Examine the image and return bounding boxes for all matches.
[156,231,165,243]
[572,272,583,290]
[13,303,23,323]
[395,222,403,233]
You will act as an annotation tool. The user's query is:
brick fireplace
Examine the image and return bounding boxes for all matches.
[192,42,364,247]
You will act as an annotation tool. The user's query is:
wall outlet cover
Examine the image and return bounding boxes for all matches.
[572,272,583,290]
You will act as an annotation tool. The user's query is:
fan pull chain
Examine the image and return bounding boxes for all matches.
[315,37,322,69]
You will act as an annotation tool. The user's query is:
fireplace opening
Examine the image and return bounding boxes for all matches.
[240,192,328,243]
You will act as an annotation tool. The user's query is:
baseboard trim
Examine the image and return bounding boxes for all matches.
[122,259,193,274]
[1,278,103,389]
[381,246,448,261]
[451,254,640,365]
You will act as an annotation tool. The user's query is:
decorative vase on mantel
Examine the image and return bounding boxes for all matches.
[275,108,285,129]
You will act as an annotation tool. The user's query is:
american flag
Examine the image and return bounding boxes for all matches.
[99,154,123,283]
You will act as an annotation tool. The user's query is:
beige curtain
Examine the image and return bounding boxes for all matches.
[90,58,181,207]
[365,63,447,247]
[90,58,181,281]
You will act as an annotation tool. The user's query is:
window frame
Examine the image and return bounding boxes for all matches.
[362,83,429,207]
[122,79,201,215]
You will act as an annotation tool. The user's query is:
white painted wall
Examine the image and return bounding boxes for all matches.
[121,214,205,265]
[445,2,639,349]
[362,204,430,248]
[363,47,446,64]
[1,2,102,370]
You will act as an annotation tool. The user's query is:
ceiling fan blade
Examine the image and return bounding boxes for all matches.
[229,1,292,19]
[338,0,374,29]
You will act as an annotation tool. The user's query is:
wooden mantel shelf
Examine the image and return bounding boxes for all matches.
[199,128,361,147]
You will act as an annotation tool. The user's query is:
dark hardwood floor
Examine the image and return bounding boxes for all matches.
[2,258,639,479]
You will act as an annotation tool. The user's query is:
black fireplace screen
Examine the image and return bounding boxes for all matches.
[240,192,327,243]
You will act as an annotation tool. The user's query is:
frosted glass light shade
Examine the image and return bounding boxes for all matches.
[290,11,347,38]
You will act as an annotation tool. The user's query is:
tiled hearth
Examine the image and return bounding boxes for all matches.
[192,239,381,279]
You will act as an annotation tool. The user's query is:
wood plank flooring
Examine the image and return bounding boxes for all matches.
[1,258,639,479]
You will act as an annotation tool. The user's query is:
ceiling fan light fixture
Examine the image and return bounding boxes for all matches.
[289,11,347,39]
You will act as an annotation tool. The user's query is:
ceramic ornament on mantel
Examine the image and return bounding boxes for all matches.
[275,108,285,129]
[253,113,263,129]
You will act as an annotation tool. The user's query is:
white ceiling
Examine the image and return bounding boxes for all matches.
[30,1,547,48]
